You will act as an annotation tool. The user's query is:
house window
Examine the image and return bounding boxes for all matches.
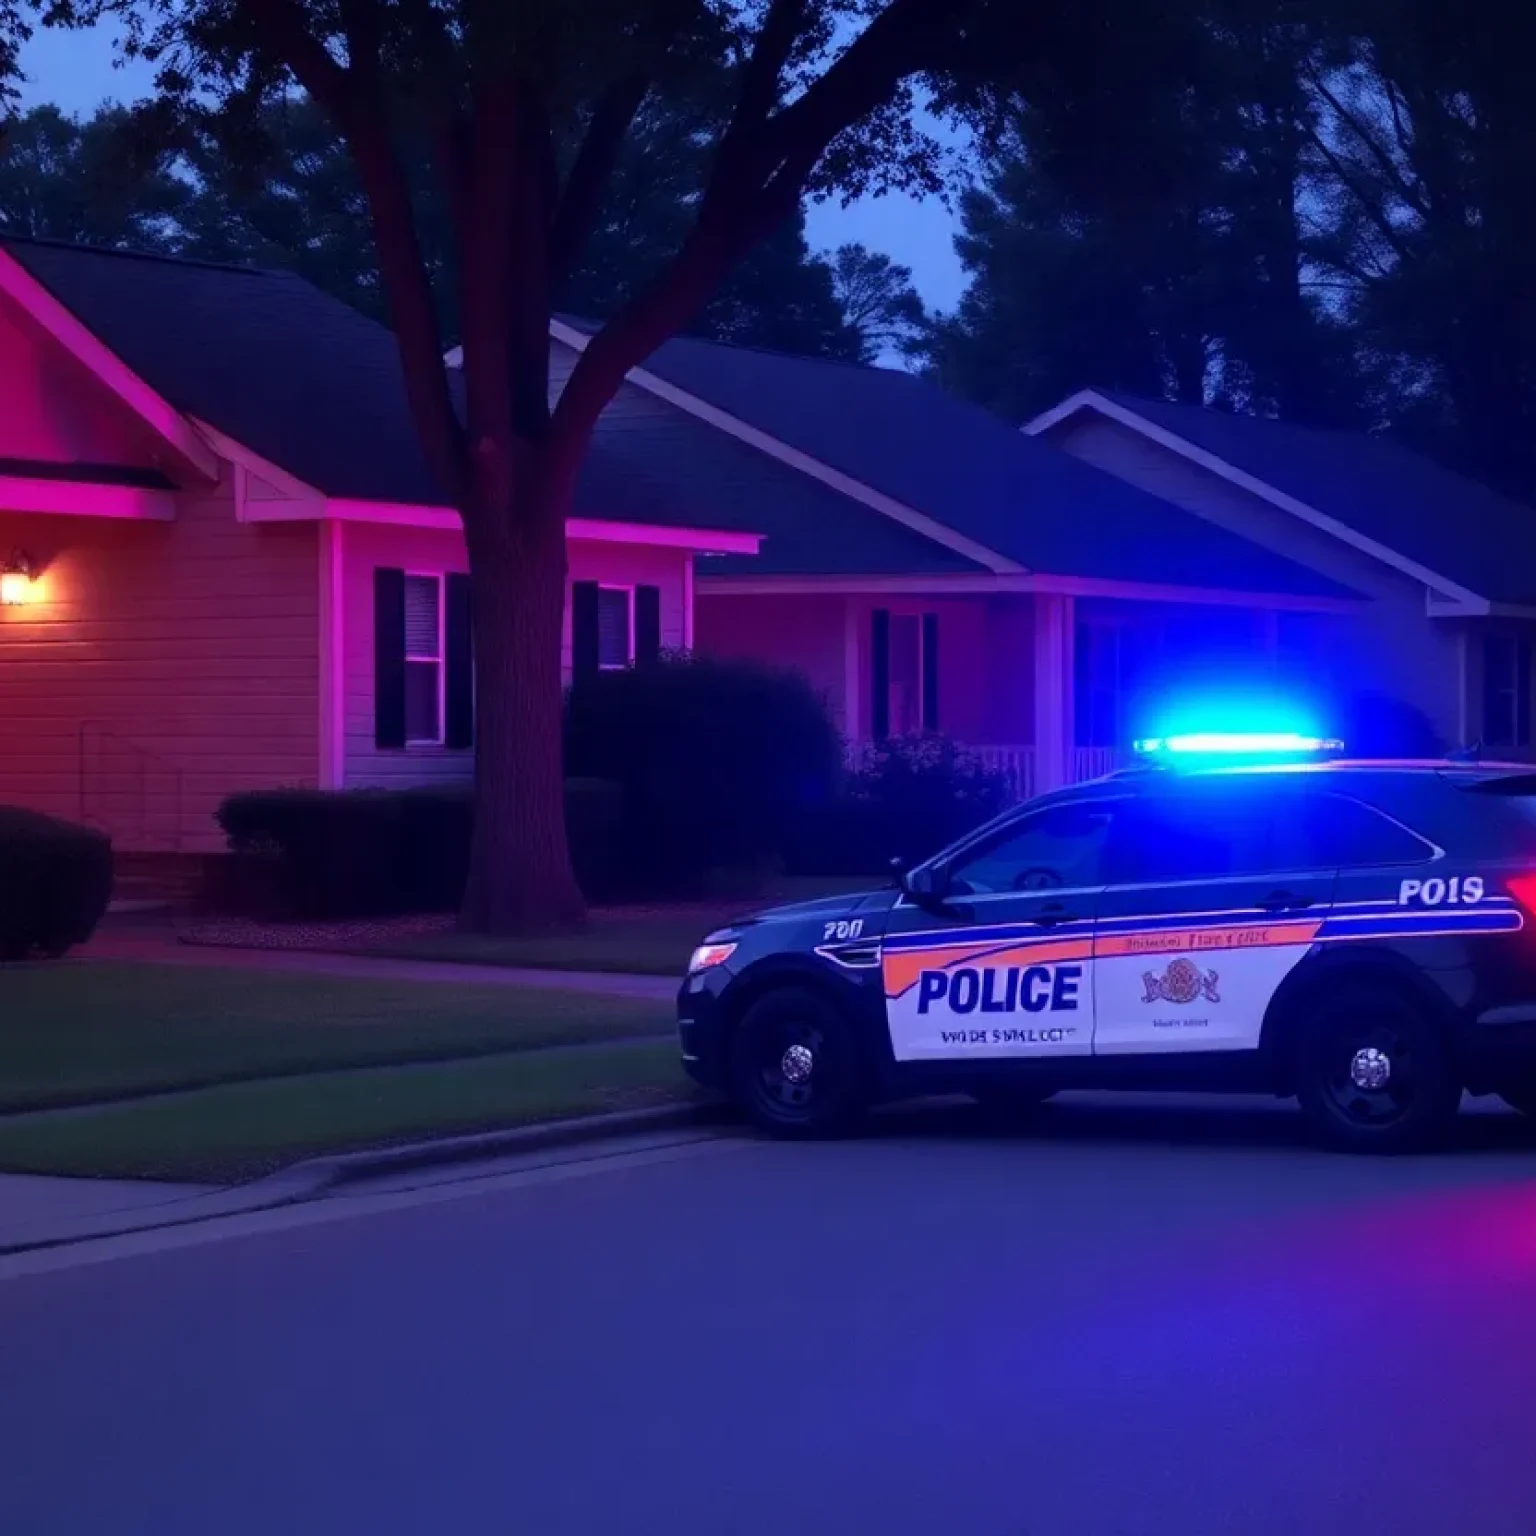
[597,586,633,669]
[1483,633,1532,747]
[888,613,923,734]
[404,573,444,745]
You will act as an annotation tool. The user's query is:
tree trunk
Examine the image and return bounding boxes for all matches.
[458,443,586,934]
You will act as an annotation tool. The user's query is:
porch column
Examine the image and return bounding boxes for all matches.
[842,597,862,744]
[1033,594,1075,792]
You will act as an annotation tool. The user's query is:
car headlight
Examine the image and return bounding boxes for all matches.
[687,941,738,975]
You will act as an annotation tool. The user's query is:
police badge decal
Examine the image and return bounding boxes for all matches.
[1141,956,1220,1006]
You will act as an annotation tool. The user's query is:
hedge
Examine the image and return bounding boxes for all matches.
[0,806,114,960]
[786,733,1012,877]
[566,653,842,896]
[213,781,625,920]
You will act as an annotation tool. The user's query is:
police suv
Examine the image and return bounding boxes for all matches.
[678,733,1536,1152]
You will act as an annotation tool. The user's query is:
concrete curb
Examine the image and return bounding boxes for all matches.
[0,1099,732,1257]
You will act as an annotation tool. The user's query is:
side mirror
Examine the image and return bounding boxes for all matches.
[900,861,949,909]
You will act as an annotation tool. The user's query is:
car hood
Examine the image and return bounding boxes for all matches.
[728,888,898,928]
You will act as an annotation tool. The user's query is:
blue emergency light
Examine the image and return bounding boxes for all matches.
[1133,730,1345,761]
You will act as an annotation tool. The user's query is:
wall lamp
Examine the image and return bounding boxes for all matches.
[0,550,36,606]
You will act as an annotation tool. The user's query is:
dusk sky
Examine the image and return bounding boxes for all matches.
[16,22,970,312]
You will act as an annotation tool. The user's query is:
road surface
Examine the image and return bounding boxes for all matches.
[5,1095,1536,1534]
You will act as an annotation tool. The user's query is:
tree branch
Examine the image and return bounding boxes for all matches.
[1305,67,1429,222]
[240,0,468,503]
[548,76,651,280]
[711,0,808,180]
[750,0,946,190]
[553,0,949,444]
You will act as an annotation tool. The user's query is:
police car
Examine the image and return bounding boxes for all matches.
[678,731,1536,1152]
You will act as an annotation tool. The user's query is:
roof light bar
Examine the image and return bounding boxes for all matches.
[1134,731,1345,758]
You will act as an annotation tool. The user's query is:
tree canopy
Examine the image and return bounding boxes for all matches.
[0,0,1011,931]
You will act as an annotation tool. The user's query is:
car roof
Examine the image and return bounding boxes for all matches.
[1057,758,1536,802]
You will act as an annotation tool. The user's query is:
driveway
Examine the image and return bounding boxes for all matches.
[4,1095,1536,1534]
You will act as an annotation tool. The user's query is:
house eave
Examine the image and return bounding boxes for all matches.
[243,494,763,555]
[695,570,1361,612]
[0,475,175,521]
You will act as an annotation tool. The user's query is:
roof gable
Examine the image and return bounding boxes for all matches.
[557,321,1353,601]
[1033,388,1536,608]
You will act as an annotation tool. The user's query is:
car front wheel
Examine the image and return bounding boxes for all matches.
[730,986,863,1139]
[1294,982,1460,1153]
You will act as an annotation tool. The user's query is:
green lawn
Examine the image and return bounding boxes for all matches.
[364,876,878,976]
[0,962,672,1112]
[0,1042,694,1183]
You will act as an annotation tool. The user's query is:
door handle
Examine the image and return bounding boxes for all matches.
[1032,903,1078,927]
[1258,889,1313,913]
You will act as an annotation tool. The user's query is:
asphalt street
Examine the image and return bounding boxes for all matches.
[6,1094,1536,1535]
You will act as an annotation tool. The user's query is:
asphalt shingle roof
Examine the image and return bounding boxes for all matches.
[1095,391,1536,605]
[0,237,1353,596]
[589,323,1353,597]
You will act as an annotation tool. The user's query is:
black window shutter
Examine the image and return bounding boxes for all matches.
[871,608,891,740]
[445,572,474,749]
[921,613,939,731]
[635,585,662,666]
[571,580,600,684]
[373,567,407,749]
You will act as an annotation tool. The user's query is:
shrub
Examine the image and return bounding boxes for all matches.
[1339,690,1445,759]
[213,780,627,919]
[0,806,113,960]
[565,652,842,896]
[786,733,1010,877]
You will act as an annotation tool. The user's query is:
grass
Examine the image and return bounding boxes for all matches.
[362,875,878,976]
[0,962,673,1112]
[0,1042,694,1183]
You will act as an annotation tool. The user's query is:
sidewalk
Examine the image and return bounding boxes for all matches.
[76,928,676,1001]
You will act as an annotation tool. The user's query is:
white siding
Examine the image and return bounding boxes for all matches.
[341,521,690,789]
[1045,415,1466,741]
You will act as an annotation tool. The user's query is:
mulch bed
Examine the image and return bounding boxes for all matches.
[179,914,457,951]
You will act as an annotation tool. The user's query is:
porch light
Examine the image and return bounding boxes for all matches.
[0,551,35,606]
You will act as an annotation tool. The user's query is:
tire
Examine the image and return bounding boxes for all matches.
[1293,981,1460,1153]
[729,986,863,1139]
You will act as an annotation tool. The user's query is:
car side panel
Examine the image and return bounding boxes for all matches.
[1092,875,1337,1054]
[879,896,1099,1063]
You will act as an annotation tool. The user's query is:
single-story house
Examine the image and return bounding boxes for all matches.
[0,236,762,851]
[3,232,1528,857]
[1027,389,1536,758]
[522,319,1363,801]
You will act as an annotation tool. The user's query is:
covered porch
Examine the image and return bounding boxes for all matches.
[694,575,1358,803]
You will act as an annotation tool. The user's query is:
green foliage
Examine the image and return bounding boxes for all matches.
[787,733,1010,877]
[829,242,926,362]
[0,102,186,247]
[214,782,627,918]
[564,652,843,895]
[0,806,113,960]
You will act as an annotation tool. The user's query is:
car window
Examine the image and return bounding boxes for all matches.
[1103,790,1274,885]
[1284,794,1433,868]
[946,801,1118,895]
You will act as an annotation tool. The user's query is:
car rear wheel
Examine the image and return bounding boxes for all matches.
[730,986,862,1139]
[1294,983,1460,1153]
